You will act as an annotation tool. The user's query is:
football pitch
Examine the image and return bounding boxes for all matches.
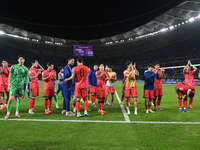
[0,82,200,150]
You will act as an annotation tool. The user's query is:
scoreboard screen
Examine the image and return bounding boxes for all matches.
[73,45,93,57]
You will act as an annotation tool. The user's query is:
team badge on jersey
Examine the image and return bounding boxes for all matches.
[29,71,31,74]
[22,69,24,73]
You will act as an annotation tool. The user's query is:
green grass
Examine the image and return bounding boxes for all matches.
[1,82,200,150]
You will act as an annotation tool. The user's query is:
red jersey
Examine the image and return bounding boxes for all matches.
[0,67,10,86]
[183,71,195,86]
[29,68,39,87]
[42,70,55,89]
[175,82,195,95]
[153,70,163,89]
[96,71,107,89]
[73,65,89,89]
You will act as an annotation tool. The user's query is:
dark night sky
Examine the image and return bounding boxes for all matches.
[0,0,184,39]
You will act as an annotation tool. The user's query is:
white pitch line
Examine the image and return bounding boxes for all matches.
[115,90,130,122]
[130,121,200,124]
[0,118,127,123]
[1,118,200,124]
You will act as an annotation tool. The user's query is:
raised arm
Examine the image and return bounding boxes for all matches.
[126,65,134,78]
[36,61,44,72]
[183,60,190,73]
[190,62,197,73]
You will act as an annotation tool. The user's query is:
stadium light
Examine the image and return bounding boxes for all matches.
[189,17,195,22]
[169,26,174,30]
[160,28,168,32]
[128,38,133,41]
[0,30,5,35]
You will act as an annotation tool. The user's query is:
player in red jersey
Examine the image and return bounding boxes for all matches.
[175,82,195,112]
[183,60,197,109]
[96,64,110,115]
[28,60,44,114]
[123,61,139,115]
[65,57,89,118]
[153,62,165,111]
[42,62,56,114]
[0,59,10,110]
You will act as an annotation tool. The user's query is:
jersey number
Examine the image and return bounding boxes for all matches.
[80,69,84,77]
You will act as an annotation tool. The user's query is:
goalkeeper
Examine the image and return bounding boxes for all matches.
[5,55,29,119]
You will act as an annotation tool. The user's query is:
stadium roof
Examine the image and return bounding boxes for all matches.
[0,0,193,44]
[0,0,200,61]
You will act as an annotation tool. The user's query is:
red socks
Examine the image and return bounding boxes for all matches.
[76,101,80,113]
[29,98,35,109]
[149,105,151,110]
[153,98,157,107]
[183,99,187,109]
[111,100,114,104]
[98,101,103,110]
[157,98,161,106]
[178,99,182,109]
[87,94,90,101]
[189,98,193,106]
[153,98,161,107]
[121,96,124,102]
[44,99,48,110]
[91,95,96,104]
[72,101,76,108]
[48,100,52,109]
[84,100,88,111]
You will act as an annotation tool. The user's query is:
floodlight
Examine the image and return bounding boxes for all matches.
[0,31,5,35]
[189,17,195,22]
[169,26,174,29]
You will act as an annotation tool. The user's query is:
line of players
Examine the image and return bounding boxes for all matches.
[0,56,197,119]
